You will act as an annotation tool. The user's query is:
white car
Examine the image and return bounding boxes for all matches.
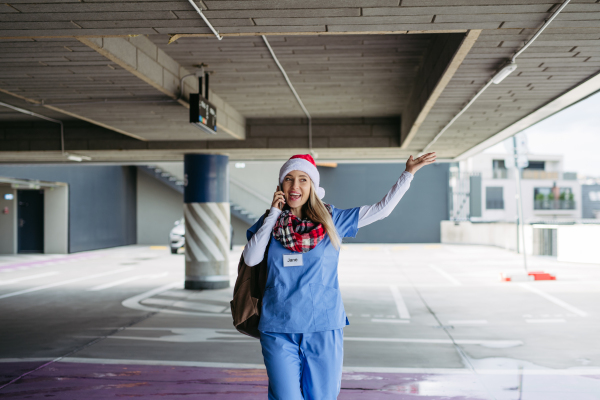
[169,219,185,254]
[169,218,234,254]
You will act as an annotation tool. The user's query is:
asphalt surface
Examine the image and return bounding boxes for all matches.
[0,244,599,399]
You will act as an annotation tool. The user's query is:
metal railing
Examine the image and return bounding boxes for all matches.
[485,169,577,181]
[534,200,576,210]
[229,178,271,221]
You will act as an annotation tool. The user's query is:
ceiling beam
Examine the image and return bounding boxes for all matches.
[400,29,480,150]
[78,36,245,140]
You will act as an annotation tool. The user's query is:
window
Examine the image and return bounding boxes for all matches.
[589,191,600,202]
[526,161,545,170]
[486,187,504,209]
[492,160,507,179]
[492,159,506,170]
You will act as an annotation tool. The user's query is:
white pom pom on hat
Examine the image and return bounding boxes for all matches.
[279,154,325,199]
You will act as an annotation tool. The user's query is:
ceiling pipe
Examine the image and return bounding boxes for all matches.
[186,0,223,41]
[261,35,316,158]
[0,101,90,162]
[421,0,571,154]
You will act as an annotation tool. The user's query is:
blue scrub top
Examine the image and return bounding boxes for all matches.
[247,206,360,333]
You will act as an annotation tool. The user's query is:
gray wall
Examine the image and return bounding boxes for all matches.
[0,165,136,253]
[319,163,449,243]
[136,171,183,245]
[231,216,251,246]
[0,186,17,253]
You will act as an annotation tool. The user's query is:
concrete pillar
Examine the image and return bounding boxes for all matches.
[183,154,230,290]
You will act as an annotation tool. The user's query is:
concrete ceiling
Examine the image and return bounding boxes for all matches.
[152,34,433,118]
[1,1,600,162]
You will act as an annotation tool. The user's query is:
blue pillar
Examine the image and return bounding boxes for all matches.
[183,154,230,290]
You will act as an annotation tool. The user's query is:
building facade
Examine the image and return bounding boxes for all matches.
[454,153,581,224]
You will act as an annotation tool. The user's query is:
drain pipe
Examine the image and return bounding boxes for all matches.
[187,0,223,41]
[262,35,315,157]
[0,101,90,161]
[421,0,571,153]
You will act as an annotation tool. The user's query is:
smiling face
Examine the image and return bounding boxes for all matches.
[281,170,311,209]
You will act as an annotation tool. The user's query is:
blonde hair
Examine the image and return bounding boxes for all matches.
[303,181,341,250]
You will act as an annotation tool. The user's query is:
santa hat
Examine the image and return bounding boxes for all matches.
[279,154,325,199]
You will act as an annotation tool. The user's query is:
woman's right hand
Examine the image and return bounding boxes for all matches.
[272,186,285,210]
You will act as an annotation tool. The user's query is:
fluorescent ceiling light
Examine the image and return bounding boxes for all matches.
[492,63,518,84]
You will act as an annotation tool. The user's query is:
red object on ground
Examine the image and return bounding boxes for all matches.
[527,271,557,280]
[499,271,556,282]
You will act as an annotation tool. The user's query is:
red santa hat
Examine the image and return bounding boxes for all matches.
[279,154,325,199]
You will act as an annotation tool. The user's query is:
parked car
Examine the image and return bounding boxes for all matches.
[169,219,185,254]
[169,218,234,254]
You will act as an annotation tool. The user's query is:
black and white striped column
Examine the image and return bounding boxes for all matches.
[183,154,230,290]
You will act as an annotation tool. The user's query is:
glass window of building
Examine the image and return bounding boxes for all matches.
[486,187,504,209]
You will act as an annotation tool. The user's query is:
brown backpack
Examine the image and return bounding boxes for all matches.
[230,211,271,339]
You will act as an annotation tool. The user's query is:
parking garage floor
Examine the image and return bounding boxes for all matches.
[0,243,599,399]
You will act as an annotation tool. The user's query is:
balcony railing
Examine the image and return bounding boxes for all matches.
[487,169,577,181]
[534,200,576,210]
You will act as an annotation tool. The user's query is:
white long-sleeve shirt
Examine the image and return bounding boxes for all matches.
[242,170,414,266]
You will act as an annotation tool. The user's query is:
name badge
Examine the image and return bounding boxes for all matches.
[283,254,303,267]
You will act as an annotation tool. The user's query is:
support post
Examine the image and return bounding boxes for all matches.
[513,136,528,271]
[183,154,230,290]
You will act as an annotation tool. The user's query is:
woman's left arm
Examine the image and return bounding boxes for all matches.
[358,152,436,228]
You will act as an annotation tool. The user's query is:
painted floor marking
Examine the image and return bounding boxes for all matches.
[0,267,133,300]
[519,283,588,317]
[88,327,521,349]
[389,285,410,320]
[371,319,410,324]
[0,253,97,272]
[141,298,226,313]
[448,320,488,325]
[345,337,523,348]
[428,264,462,285]
[0,271,58,286]
[5,357,600,376]
[121,281,231,317]
[526,319,567,323]
[87,272,168,291]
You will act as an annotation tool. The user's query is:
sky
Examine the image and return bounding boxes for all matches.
[484,90,600,177]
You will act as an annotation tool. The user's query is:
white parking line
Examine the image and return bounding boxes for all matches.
[389,285,410,320]
[371,319,410,324]
[87,272,168,291]
[526,319,566,323]
[0,271,59,286]
[519,283,588,317]
[344,337,523,348]
[0,268,133,300]
[448,320,488,325]
[428,264,462,285]
[142,298,226,313]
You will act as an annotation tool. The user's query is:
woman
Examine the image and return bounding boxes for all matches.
[243,152,436,400]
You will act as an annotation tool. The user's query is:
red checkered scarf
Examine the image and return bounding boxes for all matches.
[273,204,333,253]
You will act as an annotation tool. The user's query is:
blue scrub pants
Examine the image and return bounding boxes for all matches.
[260,329,344,400]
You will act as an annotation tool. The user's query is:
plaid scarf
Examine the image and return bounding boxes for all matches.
[273,204,333,253]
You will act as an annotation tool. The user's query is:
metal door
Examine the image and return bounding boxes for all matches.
[18,189,44,253]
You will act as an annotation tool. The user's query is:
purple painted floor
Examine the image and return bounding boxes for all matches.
[2,361,600,399]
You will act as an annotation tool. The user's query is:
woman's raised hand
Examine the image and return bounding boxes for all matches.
[272,186,286,210]
[405,152,436,175]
